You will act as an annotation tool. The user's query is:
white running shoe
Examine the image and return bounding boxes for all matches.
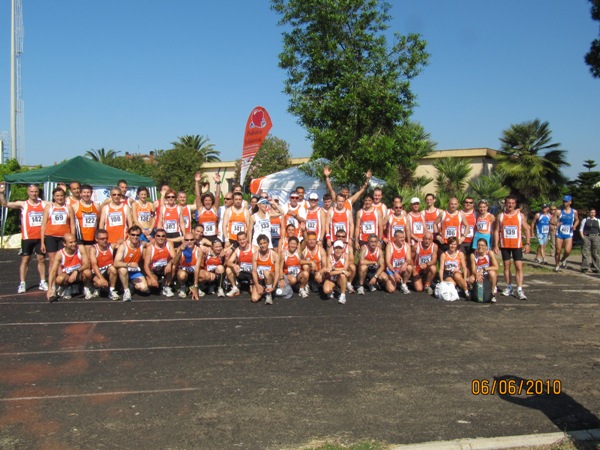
[357,286,365,295]
[501,287,513,297]
[17,282,26,294]
[92,288,100,298]
[554,265,561,272]
[38,280,49,291]
[517,290,527,300]
[162,286,175,297]
[178,289,187,299]
[346,283,356,294]
[561,260,568,268]
[217,287,225,298]
[62,286,72,300]
[299,288,309,298]
[368,284,377,292]
[338,293,347,304]
[122,290,132,302]
[400,283,410,295]
[226,286,240,297]
[265,294,273,305]
[83,287,93,300]
[425,285,433,295]
[110,290,121,301]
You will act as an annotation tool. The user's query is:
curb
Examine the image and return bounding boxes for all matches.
[392,428,600,449]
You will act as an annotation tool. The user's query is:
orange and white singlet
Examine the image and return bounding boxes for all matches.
[443,251,461,274]
[122,241,142,265]
[389,242,407,273]
[149,243,171,270]
[134,200,154,228]
[329,208,350,241]
[60,248,83,273]
[284,204,302,238]
[197,207,219,237]
[282,250,302,277]
[303,247,323,271]
[236,245,254,273]
[256,250,276,280]
[365,246,381,264]
[424,208,440,234]
[93,244,114,270]
[179,247,200,272]
[104,203,129,244]
[203,251,223,272]
[161,205,183,235]
[408,211,425,242]
[386,214,407,241]
[21,200,44,240]
[304,207,323,238]
[227,207,248,241]
[46,204,71,237]
[180,205,192,234]
[439,211,462,243]
[461,210,476,244]
[475,213,493,236]
[474,251,491,271]
[414,242,434,274]
[75,202,99,242]
[358,208,379,242]
[270,215,282,241]
[498,211,523,249]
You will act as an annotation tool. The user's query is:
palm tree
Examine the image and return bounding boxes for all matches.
[433,157,472,198]
[170,135,220,162]
[495,119,569,204]
[467,173,510,207]
[85,148,119,164]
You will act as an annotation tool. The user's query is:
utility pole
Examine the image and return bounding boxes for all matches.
[10,0,24,163]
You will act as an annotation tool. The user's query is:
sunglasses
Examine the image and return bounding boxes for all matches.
[184,238,195,242]
[225,197,233,200]
[155,234,166,238]
[166,195,175,199]
[111,194,121,197]
[290,196,299,199]
[464,201,473,204]
[129,233,141,237]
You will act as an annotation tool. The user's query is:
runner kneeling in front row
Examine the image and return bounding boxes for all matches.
[251,234,279,304]
[143,228,176,297]
[47,233,93,302]
[469,238,499,302]
[114,225,150,301]
[89,229,118,300]
[357,234,389,295]
[385,229,413,294]
[199,238,226,297]
[225,231,254,297]
[323,240,351,304]
[173,232,202,300]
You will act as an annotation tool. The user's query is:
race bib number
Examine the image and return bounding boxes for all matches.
[419,254,432,265]
[445,260,459,272]
[270,224,281,238]
[183,215,190,229]
[64,264,81,274]
[259,220,270,232]
[138,212,151,223]
[232,221,245,234]
[412,221,424,235]
[287,265,300,276]
[559,225,572,235]
[28,212,43,227]
[240,262,253,273]
[477,221,488,232]
[503,225,518,238]
[206,264,218,272]
[52,211,67,225]
[333,222,346,234]
[83,213,97,228]
[108,212,123,227]
[444,226,457,238]
[203,221,216,236]
[541,225,549,234]
[392,224,405,234]
[426,221,435,233]
[257,265,271,279]
[152,259,167,268]
[306,219,317,231]
[392,258,405,268]
[362,220,375,234]
[164,220,177,232]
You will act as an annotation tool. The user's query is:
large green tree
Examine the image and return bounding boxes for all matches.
[495,119,569,206]
[271,0,430,186]
[171,135,221,163]
[433,157,472,199]
[585,0,600,78]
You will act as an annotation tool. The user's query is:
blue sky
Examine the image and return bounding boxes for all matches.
[0,0,598,179]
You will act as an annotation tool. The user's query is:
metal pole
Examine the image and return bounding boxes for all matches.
[10,0,17,161]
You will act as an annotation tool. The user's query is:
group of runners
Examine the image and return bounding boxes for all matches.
[0,165,585,304]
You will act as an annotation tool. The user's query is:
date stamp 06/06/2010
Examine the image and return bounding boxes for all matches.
[471,379,562,396]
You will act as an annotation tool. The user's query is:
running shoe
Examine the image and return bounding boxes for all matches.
[299,288,309,298]
[226,286,240,297]
[217,287,225,298]
[62,286,72,300]
[517,290,527,300]
[368,284,377,292]
[38,280,48,291]
[400,283,410,295]
[265,294,273,305]
[122,290,132,302]
[424,285,434,295]
[83,286,93,300]
[357,286,365,295]
[338,293,347,304]
[110,290,121,301]
[178,289,187,299]
[501,287,513,297]
[162,286,175,297]
[17,282,26,294]
[346,283,356,294]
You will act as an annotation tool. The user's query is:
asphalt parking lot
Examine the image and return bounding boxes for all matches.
[0,249,599,450]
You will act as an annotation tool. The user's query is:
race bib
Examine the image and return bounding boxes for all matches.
[444,226,457,238]
[426,221,435,233]
[240,262,253,273]
[108,212,123,227]
[287,265,300,276]
[259,220,270,232]
[541,225,549,234]
[52,211,67,225]
[333,222,346,234]
[83,213,97,228]
[270,224,281,238]
[232,221,245,234]
[164,220,177,232]
[183,215,190,229]
[362,220,375,234]
[152,259,167,268]
[559,225,571,235]
[28,212,43,227]
[392,224,405,234]
[138,212,151,223]
[393,258,405,268]
[412,221,424,235]
[445,260,459,272]
[503,225,518,238]
[64,263,81,274]
[306,219,317,231]
[206,264,218,272]
[203,221,216,236]
[257,265,271,279]
[476,221,488,232]
[419,255,432,265]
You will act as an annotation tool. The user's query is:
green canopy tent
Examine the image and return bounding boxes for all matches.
[1,156,157,243]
